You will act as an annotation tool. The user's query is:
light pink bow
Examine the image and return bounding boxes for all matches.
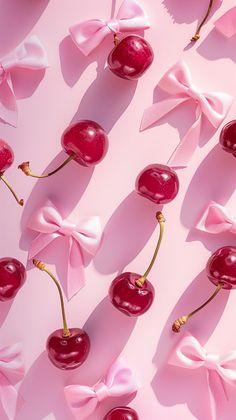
[196,201,236,234]
[69,0,150,56]
[27,200,102,300]
[64,358,140,419]
[0,343,25,419]
[140,61,233,167]
[0,35,48,127]
[214,7,236,38]
[169,333,236,420]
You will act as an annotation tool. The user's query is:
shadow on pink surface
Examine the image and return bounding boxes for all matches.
[152,269,230,419]
[180,144,236,251]
[0,300,13,328]
[197,28,236,62]
[0,0,49,57]
[15,297,136,420]
[11,68,47,100]
[94,191,161,275]
[162,0,222,24]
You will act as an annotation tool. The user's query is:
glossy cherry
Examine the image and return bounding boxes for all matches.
[103,406,139,420]
[108,35,154,80]
[135,164,179,204]
[19,120,108,178]
[33,260,90,370]
[219,120,236,157]
[0,257,26,301]
[172,246,236,332]
[0,139,24,206]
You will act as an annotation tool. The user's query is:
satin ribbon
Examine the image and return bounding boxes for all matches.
[0,35,48,127]
[168,333,236,420]
[140,61,233,167]
[214,7,236,38]
[64,358,140,419]
[27,200,102,300]
[196,201,236,234]
[0,343,25,419]
[69,0,150,56]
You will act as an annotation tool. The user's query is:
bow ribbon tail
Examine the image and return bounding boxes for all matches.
[140,97,188,131]
[0,373,22,420]
[28,232,60,260]
[66,237,86,300]
[207,370,228,420]
[167,107,202,168]
[214,7,236,38]
[0,74,17,127]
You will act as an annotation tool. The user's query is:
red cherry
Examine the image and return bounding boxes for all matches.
[108,35,154,80]
[47,327,90,370]
[172,246,236,333]
[0,140,24,206]
[109,272,155,317]
[135,164,179,204]
[207,246,236,290]
[103,406,139,420]
[19,120,108,178]
[33,260,90,370]
[61,120,109,167]
[219,120,236,157]
[0,257,26,301]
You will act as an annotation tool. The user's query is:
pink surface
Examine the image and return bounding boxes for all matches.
[0,1,236,419]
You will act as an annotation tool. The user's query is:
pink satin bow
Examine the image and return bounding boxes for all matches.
[196,201,236,234]
[27,200,102,300]
[0,35,48,127]
[169,333,236,420]
[140,61,233,167]
[64,358,140,419]
[69,0,150,56]
[214,7,236,38]
[0,343,25,419]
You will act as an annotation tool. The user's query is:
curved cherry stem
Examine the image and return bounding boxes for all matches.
[172,282,224,333]
[0,175,24,206]
[191,0,214,42]
[18,153,76,179]
[136,212,165,288]
[33,259,70,337]
[114,33,120,46]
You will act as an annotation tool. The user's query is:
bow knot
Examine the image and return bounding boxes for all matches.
[27,200,102,300]
[196,201,236,235]
[69,0,150,56]
[141,61,233,167]
[205,354,220,370]
[93,382,110,402]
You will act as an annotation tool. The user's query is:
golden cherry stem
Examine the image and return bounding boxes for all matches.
[191,0,214,42]
[33,259,70,337]
[136,212,166,288]
[114,33,120,46]
[18,153,76,179]
[0,175,24,206]
[172,282,224,333]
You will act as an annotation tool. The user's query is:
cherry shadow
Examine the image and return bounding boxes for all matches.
[152,269,230,419]
[162,0,222,24]
[16,297,136,420]
[180,144,236,251]
[0,0,50,57]
[94,191,161,275]
[197,28,236,62]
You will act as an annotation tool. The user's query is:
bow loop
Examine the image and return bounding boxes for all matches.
[214,6,236,38]
[69,0,149,55]
[196,201,236,234]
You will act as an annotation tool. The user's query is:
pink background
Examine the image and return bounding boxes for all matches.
[1,0,236,419]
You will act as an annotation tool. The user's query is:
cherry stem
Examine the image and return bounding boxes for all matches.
[18,153,76,179]
[0,175,24,206]
[191,0,214,42]
[114,33,120,46]
[172,282,224,333]
[33,259,71,337]
[136,212,165,288]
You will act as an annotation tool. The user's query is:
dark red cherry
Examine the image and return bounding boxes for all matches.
[135,164,179,204]
[61,120,109,167]
[206,246,236,290]
[108,35,154,80]
[0,257,26,301]
[0,139,14,174]
[103,406,139,420]
[109,272,155,317]
[46,327,90,370]
[219,120,236,157]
